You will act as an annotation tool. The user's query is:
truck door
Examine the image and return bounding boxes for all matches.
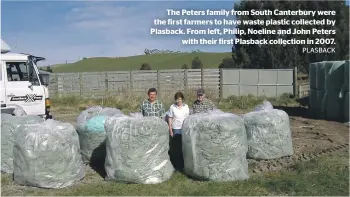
[0,62,6,108]
[5,60,46,115]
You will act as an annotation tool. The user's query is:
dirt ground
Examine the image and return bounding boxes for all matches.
[1,108,349,195]
[290,116,349,154]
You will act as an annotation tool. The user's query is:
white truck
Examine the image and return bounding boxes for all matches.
[0,39,52,119]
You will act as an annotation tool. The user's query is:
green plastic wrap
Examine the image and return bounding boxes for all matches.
[344,92,349,122]
[309,62,326,90]
[13,119,85,188]
[1,114,44,174]
[104,114,174,184]
[243,109,293,160]
[322,90,344,120]
[344,61,349,93]
[76,106,124,164]
[324,61,345,92]
[309,89,325,118]
[182,111,249,181]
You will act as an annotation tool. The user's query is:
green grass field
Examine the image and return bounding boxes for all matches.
[51,52,231,73]
[1,152,348,196]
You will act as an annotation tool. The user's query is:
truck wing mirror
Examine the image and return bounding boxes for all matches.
[39,74,49,86]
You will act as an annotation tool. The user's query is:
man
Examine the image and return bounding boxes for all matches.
[192,88,215,114]
[140,88,166,118]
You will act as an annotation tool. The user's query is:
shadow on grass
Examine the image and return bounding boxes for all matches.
[89,140,107,179]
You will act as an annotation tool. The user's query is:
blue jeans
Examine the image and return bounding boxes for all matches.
[172,129,182,135]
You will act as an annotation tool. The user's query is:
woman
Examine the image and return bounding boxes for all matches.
[168,92,189,171]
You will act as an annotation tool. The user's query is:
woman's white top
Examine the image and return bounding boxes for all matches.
[168,103,190,129]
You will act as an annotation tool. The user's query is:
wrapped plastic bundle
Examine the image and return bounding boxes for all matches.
[253,100,273,111]
[309,89,325,118]
[345,92,349,122]
[324,61,345,92]
[322,90,344,120]
[1,114,44,173]
[13,107,27,116]
[104,115,174,184]
[210,108,225,113]
[76,106,124,163]
[344,60,349,92]
[129,112,143,118]
[243,109,293,160]
[182,112,249,181]
[309,62,327,90]
[309,62,317,89]
[13,119,85,188]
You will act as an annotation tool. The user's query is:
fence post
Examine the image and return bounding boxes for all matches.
[219,69,223,99]
[184,69,188,95]
[55,74,59,97]
[105,72,109,98]
[129,70,134,93]
[293,66,298,98]
[201,68,204,88]
[157,70,161,99]
[79,73,82,98]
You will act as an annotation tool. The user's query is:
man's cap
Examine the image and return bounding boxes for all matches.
[197,88,205,95]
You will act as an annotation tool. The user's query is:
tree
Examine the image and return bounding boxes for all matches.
[181,64,189,69]
[144,49,150,55]
[191,57,203,69]
[46,66,53,73]
[140,63,151,70]
[232,0,349,73]
[219,57,237,68]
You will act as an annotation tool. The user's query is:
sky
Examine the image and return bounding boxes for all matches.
[1,0,236,66]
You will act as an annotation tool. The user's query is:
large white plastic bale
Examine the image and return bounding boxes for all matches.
[210,108,225,114]
[13,107,27,116]
[345,92,349,122]
[324,61,345,92]
[1,114,44,173]
[182,112,249,181]
[13,119,85,188]
[129,112,143,118]
[253,100,273,111]
[344,61,349,92]
[309,62,327,90]
[104,116,174,184]
[309,89,325,118]
[243,109,293,160]
[76,106,124,163]
[322,90,344,121]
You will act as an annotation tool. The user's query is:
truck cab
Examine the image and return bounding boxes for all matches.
[0,39,52,119]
